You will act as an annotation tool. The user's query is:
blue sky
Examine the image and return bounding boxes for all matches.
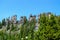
[0,0,60,21]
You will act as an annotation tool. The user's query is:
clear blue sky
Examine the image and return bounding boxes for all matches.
[0,0,60,21]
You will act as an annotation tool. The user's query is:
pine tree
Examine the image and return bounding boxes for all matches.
[2,18,6,26]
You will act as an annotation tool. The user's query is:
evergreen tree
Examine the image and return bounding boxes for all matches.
[0,22,2,29]
[2,18,6,26]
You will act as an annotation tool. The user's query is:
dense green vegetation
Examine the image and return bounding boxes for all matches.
[0,12,60,40]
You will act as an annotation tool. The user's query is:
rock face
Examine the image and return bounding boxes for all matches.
[47,12,51,19]
[35,22,39,31]
[38,14,40,23]
[29,14,36,22]
[29,14,33,21]
[20,16,24,24]
[11,15,17,24]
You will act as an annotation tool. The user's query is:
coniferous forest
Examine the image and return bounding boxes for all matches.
[0,12,60,40]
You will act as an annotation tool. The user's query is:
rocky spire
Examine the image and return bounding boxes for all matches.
[11,15,17,24]
[47,12,51,19]
[29,14,36,22]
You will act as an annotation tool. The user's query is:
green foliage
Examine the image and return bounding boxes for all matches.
[38,13,60,40]
[2,18,6,26]
[0,13,60,40]
[0,22,2,29]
